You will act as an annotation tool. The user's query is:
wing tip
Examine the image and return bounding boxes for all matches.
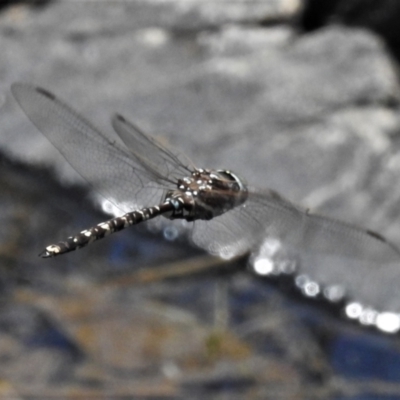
[367,229,400,257]
[113,113,126,123]
[35,86,56,101]
[11,82,56,102]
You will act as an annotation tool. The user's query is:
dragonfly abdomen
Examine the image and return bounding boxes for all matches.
[40,204,169,258]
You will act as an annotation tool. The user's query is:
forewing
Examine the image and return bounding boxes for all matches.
[269,204,400,310]
[193,187,400,310]
[192,188,400,263]
[12,83,166,212]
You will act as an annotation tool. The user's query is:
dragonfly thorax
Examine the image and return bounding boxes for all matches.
[163,169,248,221]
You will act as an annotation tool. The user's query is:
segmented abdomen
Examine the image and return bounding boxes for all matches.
[40,206,163,258]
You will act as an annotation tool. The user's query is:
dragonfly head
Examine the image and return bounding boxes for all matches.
[163,168,248,221]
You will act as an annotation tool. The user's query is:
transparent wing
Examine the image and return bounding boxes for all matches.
[192,188,400,265]
[11,83,171,212]
[192,189,298,259]
[247,191,400,311]
[111,114,193,183]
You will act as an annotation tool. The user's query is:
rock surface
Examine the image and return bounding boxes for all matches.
[2,0,400,397]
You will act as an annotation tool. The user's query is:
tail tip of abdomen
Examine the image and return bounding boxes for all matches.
[39,249,52,258]
[39,244,62,258]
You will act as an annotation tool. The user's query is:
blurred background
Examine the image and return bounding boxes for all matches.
[2,0,400,398]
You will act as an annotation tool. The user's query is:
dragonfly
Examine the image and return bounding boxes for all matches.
[11,83,400,271]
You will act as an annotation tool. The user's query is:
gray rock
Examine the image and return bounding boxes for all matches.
[2,0,400,329]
